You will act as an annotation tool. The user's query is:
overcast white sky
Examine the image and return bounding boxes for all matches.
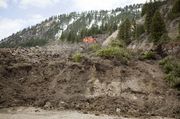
[0,0,147,40]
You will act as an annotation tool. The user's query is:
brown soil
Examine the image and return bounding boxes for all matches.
[0,47,179,118]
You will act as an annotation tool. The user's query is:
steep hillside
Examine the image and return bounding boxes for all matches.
[0,47,179,118]
[0,1,180,118]
[104,0,180,48]
[0,4,142,48]
[101,0,180,88]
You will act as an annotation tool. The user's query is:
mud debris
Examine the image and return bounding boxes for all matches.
[0,47,179,118]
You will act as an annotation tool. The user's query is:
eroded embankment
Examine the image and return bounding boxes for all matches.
[0,48,179,118]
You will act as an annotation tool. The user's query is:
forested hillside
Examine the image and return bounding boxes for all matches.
[117,0,180,45]
[0,4,142,48]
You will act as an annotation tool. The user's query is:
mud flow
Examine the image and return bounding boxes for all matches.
[0,48,179,118]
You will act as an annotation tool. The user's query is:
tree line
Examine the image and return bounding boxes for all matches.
[117,0,180,45]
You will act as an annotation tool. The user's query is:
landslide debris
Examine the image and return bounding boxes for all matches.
[0,47,179,118]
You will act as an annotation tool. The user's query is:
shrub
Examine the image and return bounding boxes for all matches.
[72,52,83,62]
[96,46,130,61]
[176,36,180,41]
[159,57,174,73]
[165,72,180,88]
[20,38,48,47]
[159,57,167,65]
[89,44,101,52]
[110,39,125,48]
[159,57,180,87]
[141,51,156,60]
[163,61,174,74]
[159,34,171,44]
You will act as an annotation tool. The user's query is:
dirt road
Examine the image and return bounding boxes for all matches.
[0,107,127,119]
[0,107,174,119]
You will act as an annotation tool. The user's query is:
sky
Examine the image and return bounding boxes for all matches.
[0,0,147,40]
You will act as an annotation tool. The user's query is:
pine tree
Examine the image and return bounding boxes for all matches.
[177,21,180,40]
[108,23,117,35]
[141,3,148,16]
[67,31,75,42]
[174,0,180,13]
[169,0,180,19]
[118,23,125,41]
[132,19,137,39]
[136,24,145,38]
[144,1,154,33]
[144,0,164,33]
[179,21,180,34]
[150,11,166,43]
[118,18,131,44]
[80,28,88,38]
[60,31,66,41]
[124,19,131,44]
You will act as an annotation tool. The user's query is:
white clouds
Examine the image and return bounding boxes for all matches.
[19,0,59,9]
[74,0,118,11]
[0,15,45,40]
[0,18,24,39]
[74,0,147,11]
[117,0,147,6]
[0,0,8,8]
[27,14,45,24]
[0,0,147,10]
[0,0,60,9]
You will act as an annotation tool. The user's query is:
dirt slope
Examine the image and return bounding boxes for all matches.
[0,47,179,118]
